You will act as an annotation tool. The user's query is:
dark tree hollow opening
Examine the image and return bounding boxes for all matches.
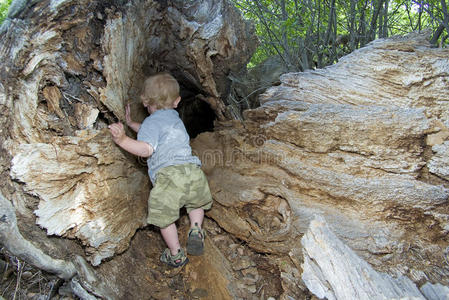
[176,81,216,139]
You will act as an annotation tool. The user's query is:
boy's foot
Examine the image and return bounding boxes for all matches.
[187,223,205,256]
[160,248,189,268]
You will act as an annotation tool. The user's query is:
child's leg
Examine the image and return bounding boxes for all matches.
[187,208,205,255]
[160,223,181,255]
[160,222,188,267]
[188,207,204,228]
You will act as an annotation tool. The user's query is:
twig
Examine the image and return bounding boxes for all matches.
[12,259,24,300]
[62,92,84,103]
[2,278,13,298]
[46,279,56,300]
[443,247,449,267]
[256,283,266,294]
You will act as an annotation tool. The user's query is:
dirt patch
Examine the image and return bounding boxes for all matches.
[1,215,287,299]
[0,248,61,299]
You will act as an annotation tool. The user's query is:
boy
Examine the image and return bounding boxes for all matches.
[108,73,213,267]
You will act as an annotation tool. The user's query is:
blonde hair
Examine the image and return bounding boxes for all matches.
[140,73,180,109]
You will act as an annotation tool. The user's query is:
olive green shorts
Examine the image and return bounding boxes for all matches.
[147,163,213,228]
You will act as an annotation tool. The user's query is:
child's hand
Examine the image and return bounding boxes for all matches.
[108,122,126,145]
[125,104,132,126]
[124,103,141,133]
[107,122,153,157]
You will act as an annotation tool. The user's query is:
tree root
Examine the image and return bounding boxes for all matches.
[0,193,112,299]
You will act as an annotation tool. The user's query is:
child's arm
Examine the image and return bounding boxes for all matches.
[125,104,141,133]
[108,122,153,157]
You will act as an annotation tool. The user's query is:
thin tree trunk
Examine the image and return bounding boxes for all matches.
[330,1,338,63]
[441,0,449,33]
[317,0,323,67]
[323,0,336,64]
[358,0,369,47]
[280,0,294,69]
[349,0,358,51]
[430,0,449,45]
[404,1,415,29]
[378,0,389,38]
[382,0,389,37]
[324,0,336,46]
[368,0,385,41]
[418,0,423,31]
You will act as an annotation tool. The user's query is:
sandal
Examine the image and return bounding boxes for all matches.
[187,223,205,256]
[160,248,189,268]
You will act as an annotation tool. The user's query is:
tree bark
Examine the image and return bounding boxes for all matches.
[2,1,449,299]
[368,0,385,41]
[0,0,256,297]
[349,0,358,51]
[193,30,449,300]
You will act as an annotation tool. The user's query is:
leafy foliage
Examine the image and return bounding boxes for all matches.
[0,0,12,24]
[232,0,449,70]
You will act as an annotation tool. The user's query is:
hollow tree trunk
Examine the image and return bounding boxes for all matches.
[0,0,256,298]
[2,1,449,299]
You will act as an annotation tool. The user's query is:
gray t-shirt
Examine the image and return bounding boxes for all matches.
[137,109,201,184]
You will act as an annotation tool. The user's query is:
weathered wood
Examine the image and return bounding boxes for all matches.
[0,192,76,280]
[0,192,113,299]
[0,0,257,298]
[420,282,449,300]
[10,131,149,266]
[301,216,425,300]
[2,0,449,298]
[192,31,449,298]
[0,0,255,265]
